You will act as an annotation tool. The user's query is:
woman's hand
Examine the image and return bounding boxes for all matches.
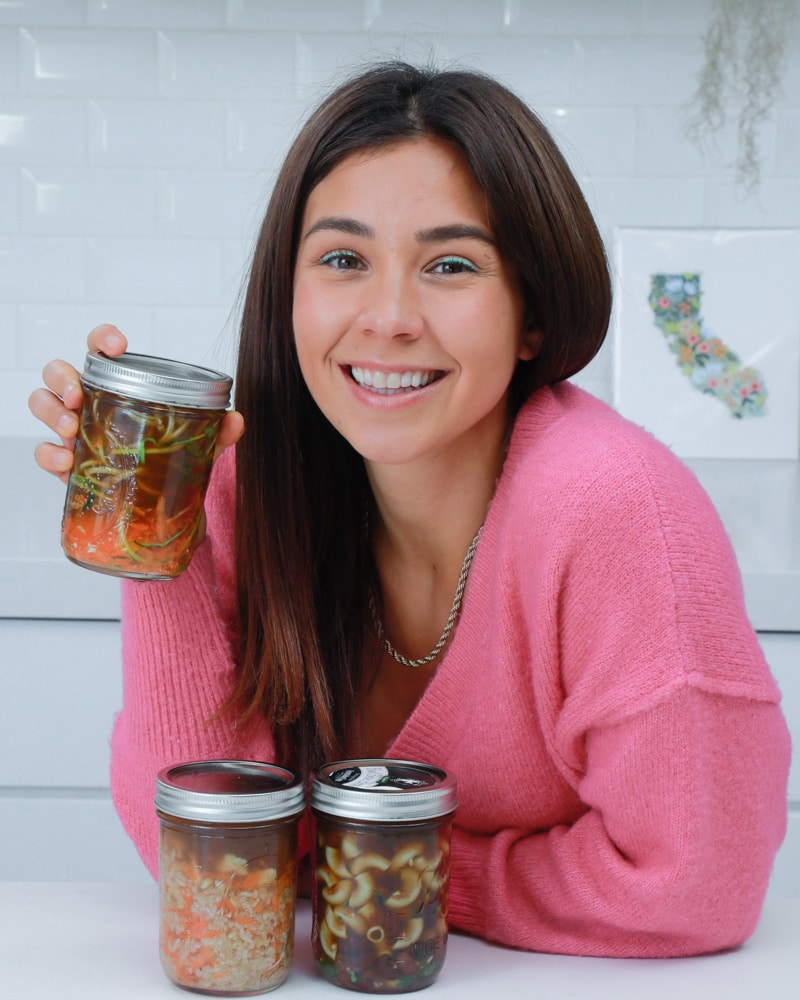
[29,324,244,485]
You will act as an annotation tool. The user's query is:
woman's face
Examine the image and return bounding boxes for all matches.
[292,137,539,473]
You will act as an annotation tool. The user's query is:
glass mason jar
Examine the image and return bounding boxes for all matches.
[61,350,232,580]
[310,759,458,994]
[155,760,306,996]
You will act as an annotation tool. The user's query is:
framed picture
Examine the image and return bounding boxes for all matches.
[612,228,800,459]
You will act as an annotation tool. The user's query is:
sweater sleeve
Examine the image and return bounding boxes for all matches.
[445,415,791,957]
[109,450,278,878]
[448,688,789,957]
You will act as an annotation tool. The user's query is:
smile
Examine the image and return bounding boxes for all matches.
[349,366,444,395]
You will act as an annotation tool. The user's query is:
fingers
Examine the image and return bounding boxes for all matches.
[29,373,79,431]
[33,326,126,419]
[215,410,245,457]
[29,378,80,484]
[33,439,74,485]
[30,357,83,472]
[29,325,128,484]
[87,323,127,357]
[37,358,83,408]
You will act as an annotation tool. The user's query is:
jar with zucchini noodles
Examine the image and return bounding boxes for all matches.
[61,350,232,580]
[310,759,457,994]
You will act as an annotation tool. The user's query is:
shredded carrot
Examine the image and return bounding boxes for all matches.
[159,826,295,993]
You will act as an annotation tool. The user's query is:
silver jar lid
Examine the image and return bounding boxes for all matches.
[155,760,305,823]
[81,351,232,409]
[310,759,457,822]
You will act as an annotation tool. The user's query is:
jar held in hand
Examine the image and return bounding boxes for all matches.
[61,350,232,580]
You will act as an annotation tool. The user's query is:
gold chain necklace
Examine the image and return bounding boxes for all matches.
[369,524,483,668]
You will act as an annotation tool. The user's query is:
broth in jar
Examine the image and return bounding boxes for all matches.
[61,351,231,579]
[310,760,457,994]
[155,760,305,995]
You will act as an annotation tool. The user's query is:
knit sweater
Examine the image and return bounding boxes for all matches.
[111,382,790,958]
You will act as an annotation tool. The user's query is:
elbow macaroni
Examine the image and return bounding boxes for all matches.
[312,822,451,991]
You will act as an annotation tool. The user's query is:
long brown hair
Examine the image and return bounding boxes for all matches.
[231,62,612,772]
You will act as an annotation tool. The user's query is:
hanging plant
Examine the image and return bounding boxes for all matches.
[683,0,797,193]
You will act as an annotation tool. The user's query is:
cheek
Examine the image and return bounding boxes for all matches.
[292,281,322,354]
[291,301,317,393]
[451,293,525,369]
[293,278,340,348]
[291,281,310,342]
[292,288,348,410]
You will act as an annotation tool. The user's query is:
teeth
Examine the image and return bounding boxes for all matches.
[350,366,439,395]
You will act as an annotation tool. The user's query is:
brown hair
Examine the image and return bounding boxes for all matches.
[231,62,612,771]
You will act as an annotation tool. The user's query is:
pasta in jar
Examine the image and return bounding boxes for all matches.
[310,760,457,994]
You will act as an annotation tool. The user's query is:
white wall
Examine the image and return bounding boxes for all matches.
[3,0,799,431]
[0,0,798,890]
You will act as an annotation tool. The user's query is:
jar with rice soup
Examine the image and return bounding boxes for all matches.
[155,760,305,995]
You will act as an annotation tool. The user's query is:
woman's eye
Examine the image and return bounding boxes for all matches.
[430,255,478,275]
[319,250,362,270]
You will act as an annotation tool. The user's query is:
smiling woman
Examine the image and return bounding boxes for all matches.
[30,61,790,963]
[291,138,533,472]
[231,66,610,769]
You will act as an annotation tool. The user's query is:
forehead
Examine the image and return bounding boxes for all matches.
[301,137,489,227]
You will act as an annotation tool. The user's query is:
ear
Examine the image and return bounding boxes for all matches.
[518,326,543,362]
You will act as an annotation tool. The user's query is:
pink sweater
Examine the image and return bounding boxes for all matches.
[111,383,790,958]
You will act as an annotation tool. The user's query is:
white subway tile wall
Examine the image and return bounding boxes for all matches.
[1,1,799,891]
[1,0,798,435]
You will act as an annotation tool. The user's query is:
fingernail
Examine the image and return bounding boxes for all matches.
[104,330,124,350]
[58,412,77,434]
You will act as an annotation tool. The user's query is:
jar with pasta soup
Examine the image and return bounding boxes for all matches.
[155,760,305,995]
[310,759,457,994]
[61,350,232,580]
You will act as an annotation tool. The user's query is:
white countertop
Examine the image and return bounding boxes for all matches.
[1,437,798,630]
[2,883,798,1000]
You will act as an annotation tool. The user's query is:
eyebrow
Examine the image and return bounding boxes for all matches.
[302,216,496,247]
[303,216,374,240]
[415,223,496,247]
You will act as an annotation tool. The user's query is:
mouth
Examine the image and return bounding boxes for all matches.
[349,365,445,395]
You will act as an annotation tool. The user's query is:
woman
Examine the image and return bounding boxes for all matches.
[31,62,790,958]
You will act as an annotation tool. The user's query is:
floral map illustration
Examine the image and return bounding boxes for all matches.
[613,228,799,460]
[648,273,767,419]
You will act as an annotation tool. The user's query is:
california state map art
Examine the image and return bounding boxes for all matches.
[648,273,767,420]
[613,229,800,460]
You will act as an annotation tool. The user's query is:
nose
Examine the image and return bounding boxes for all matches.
[355,268,424,340]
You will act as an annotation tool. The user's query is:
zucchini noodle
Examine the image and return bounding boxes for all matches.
[61,385,221,579]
